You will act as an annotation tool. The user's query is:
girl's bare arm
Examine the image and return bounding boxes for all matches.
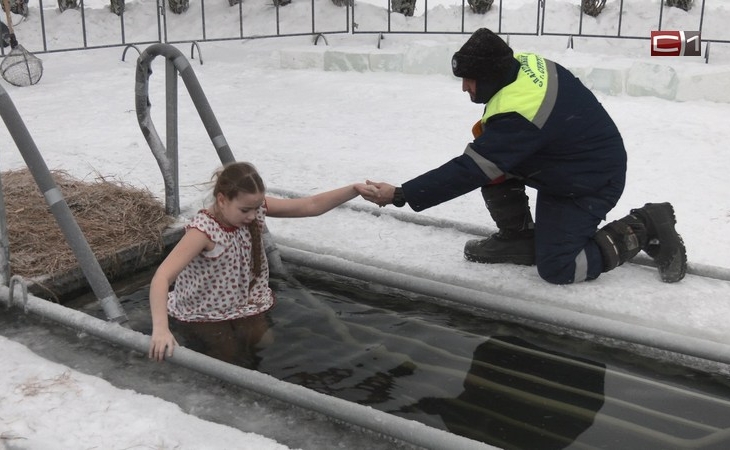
[148,228,211,361]
[265,183,370,218]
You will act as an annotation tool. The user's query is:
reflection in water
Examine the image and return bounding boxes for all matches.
[399,337,606,449]
[283,360,418,406]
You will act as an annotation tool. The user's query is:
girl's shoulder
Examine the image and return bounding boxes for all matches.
[188,209,226,234]
[190,209,215,226]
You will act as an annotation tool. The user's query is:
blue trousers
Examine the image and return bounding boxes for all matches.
[532,178,625,284]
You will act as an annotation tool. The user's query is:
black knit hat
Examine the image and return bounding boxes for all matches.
[451,28,514,81]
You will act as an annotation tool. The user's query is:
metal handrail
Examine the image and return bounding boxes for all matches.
[135,43,235,216]
[0,86,128,324]
[134,43,286,274]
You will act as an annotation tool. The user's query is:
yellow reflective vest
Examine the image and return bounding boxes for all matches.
[481,53,558,130]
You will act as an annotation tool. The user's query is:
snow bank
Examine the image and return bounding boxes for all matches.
[278,40,730,103]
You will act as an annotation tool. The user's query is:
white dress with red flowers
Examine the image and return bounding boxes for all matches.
[167,206,274,322]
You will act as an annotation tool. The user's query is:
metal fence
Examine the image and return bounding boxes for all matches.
[352,0,728,59]
[0,0,351,55]
[1,0,728,58]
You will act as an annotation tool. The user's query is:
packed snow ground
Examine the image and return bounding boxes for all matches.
[2,0,730,449]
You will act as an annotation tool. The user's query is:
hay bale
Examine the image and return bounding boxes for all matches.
[1,168,174,286]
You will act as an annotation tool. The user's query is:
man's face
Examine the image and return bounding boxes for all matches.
[462,78,479,103]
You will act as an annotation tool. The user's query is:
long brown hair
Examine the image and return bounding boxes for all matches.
[212,162,266,278]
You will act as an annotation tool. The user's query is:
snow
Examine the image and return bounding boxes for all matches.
[0,336,292,450]
[1,0,730,449]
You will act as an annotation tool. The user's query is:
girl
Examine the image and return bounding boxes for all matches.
[148,161,368,364]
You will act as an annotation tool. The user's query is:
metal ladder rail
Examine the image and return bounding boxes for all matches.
[134,43,233,217]
[0,86,128,324]
[134,42,285,275]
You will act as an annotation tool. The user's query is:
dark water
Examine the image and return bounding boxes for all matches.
[74,268,730,450]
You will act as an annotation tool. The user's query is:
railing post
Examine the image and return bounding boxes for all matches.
[0,173,10,286]
[165,57,180,214]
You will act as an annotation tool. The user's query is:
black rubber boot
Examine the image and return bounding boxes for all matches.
[630,203,687,283]
[464,179,535,266]
[595,203,686,283]
[464,228,535,266]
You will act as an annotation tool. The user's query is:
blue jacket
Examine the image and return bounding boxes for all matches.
[402,54,627,213]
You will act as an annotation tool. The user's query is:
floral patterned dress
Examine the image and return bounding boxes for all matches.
[167,206,274,322]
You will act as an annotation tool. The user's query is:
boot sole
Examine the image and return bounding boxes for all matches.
[638,203,687,283]
[658,233,687,283]
[464,252,535,266]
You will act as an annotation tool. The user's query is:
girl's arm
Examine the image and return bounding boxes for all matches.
[266,183,370,218]
[148,227,211,361]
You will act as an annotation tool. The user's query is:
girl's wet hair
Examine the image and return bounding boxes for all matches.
[212,161,266,280]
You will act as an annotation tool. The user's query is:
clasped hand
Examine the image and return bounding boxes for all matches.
[355,180,396,207]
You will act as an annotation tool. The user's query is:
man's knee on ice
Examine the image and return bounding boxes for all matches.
[536,257,597,285]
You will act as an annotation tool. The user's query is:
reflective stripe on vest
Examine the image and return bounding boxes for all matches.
[481,53,558,129]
